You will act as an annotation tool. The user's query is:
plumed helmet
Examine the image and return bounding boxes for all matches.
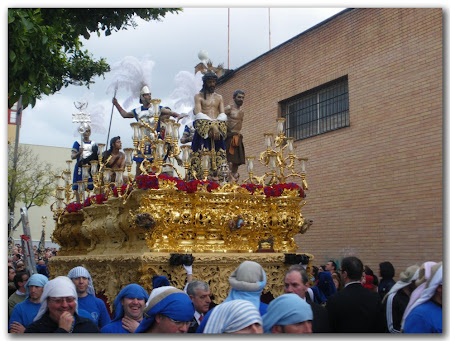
[140,85,151,96]
[140,85,151,103]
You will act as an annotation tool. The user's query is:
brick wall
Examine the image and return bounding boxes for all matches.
[216,8,442,278]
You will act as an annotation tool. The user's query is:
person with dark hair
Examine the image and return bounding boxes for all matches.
[224,89,245,182]
[9,274,48,333]
[102,136,125,183]
[364,265,379,288]
[13,253,22,267]
[9,271,29,319]
[8,266,16,297]
[190,71,227,181]
[326,260,343,291]
[326,256,384,332]
[378,261,396,300]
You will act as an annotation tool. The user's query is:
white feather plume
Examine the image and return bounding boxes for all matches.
[106,55,155,109]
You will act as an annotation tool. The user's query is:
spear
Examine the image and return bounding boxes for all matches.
[106,82,118,146]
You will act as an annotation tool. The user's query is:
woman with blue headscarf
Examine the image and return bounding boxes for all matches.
[100,284,149,333]
[311,271,337,305]
[135,286,195,333]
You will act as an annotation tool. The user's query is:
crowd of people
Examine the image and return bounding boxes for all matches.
[7,255,442,334]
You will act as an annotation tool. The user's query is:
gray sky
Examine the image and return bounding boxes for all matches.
[9,1,446,151]
[16,7,346,150]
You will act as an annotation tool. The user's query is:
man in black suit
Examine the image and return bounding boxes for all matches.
[326,256,385,333]
[284,265,330,332]
[186,280,211,333]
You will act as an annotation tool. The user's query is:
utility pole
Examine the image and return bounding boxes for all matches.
[9,95,23,240]
[268,8,272,50]
[228,8,230,69]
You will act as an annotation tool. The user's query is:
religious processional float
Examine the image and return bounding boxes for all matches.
[49,56,314,306]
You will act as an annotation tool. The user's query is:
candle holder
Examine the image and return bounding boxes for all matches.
[201,150,211,180]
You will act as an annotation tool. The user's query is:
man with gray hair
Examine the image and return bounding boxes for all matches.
[284,265,329,332]
[186,280,211,333]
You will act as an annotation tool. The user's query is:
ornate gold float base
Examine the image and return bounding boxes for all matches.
[49,251,314,306]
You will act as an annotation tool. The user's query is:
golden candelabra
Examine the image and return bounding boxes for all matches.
[244,118,308,189]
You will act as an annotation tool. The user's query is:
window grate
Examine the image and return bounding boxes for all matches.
[282,77,349,140]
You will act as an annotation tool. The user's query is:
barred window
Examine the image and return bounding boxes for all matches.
[281,76,349,140]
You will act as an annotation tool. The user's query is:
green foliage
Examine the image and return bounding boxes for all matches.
[8,8,181,109]
[8,143,60,234]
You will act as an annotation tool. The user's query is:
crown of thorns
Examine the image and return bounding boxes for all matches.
[202,71,218,81]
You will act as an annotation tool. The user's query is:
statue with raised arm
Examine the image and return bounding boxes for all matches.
[112,85,186,176]
[225,90,246,182]
[190,71,227,181]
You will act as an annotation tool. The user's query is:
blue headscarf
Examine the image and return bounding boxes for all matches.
[262,294,312,333]
[135,286,195,333]
[311,271,337,304]
[223,261,267,310]
[112,284,149,322]
[25,274,49,299]
[152,275,170,289]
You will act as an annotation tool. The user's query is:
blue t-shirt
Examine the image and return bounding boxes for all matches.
[9,299,40,329]
[403,300,442,333]
[101,319,140,333]
[78,294,111,328]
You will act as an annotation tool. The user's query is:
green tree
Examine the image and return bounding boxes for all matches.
[8,8,181,109]
[8,143,59,237]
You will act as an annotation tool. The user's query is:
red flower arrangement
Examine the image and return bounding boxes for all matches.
[136,174,159,190]
[66,202,83,213]
[83,193,107,207]
[136,174,220,194]
[240,182,305,198]
[240,183,263,194]
[112,184,132,197]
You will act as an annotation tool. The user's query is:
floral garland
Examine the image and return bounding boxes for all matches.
[65,175,305,213]
[240,182,305,198]
[66,202,83,213]
[136,173,220,193]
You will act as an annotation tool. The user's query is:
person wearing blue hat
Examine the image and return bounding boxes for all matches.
[9,274,49,333]
[152,275,170,288]
[262,293,313,333]
[135,286,195,333]
[100,284,149,333]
